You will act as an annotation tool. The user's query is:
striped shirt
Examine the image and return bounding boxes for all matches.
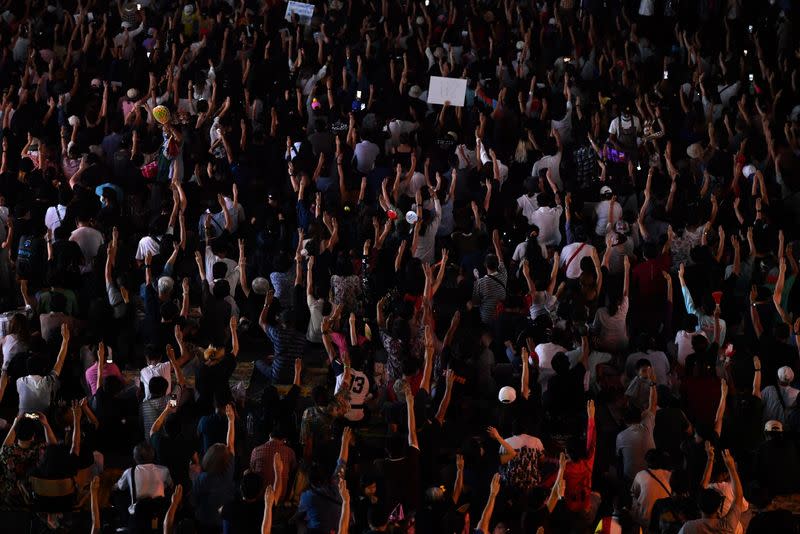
[265,325,306,384]
[473,263,507,323]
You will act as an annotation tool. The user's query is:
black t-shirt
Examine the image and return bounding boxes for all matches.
[195,354,237,409]
[221,497,265,534]
[151,431,195,489]
[381,445,421,515]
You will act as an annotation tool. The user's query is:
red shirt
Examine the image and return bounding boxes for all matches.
[563,417,597,512]
[632,253,671,299]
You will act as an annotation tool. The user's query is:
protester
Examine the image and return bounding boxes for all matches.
[0,1,798,533]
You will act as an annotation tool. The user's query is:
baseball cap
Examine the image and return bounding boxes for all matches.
[765,420,783,433]
[405,210,419,225]
[742,164,757,179]
[498,386,516,404]
[600,185,613,195]
[615,220,630,234]
[778,366,794,383]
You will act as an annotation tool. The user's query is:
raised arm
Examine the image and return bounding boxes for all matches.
[53,323,71,377]
[752,356,762,399]
[224,404,236,455]
[258,290,275,333]
[623,255,630,297]
[435,369,456,425]
[773,258,791,324]
[714,379,728,437]
[545,453,567,512]
[521,346,531,400]
[477,474,501,533]
[722,448,743,508]
[492,229,504,264]
[701,441,715,488]
[229,315,240,357]
[453,453,465,504]
[261,486,275,534]
[405,386,419,449]
[164,485,183,534]
[337,477,350,534]
[488,426,518,464]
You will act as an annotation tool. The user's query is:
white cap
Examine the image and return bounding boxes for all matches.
[405,210,418,225]
[498,386,517,404]
[68,115,80,127]
[127,88,139,99]
[408,85,422,99]
[778,366,794,383]
[600,185,612,195]
[183,4,194,14]
[742,164,757,179]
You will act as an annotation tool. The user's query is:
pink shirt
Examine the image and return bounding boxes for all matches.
[84,362,124,395]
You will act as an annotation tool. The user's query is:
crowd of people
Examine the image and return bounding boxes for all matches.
[0,0,798,532]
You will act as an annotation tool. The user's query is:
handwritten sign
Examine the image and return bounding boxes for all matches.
[285,1,315,25]
[427,76,467,107]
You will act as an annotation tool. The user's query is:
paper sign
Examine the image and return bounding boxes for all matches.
[285,1,315,25]
[427,76,467,107]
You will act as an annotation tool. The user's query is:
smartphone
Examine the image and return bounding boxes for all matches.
[25,413,39,420]
[563,57,571,63]
[748,25,753,33]
[663,70,668,80]
[137,3,142,10]
[169,394,178,408]
[313,31,321,42]
[106,353,113,364]
[749,73,754,82]
[425,0,430,5]
[146,51,151,58]
[743,49,748,56]
[360,103,366,111]
[356,90,362,99]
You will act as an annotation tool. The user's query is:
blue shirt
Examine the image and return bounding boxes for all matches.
[297,484,342,532]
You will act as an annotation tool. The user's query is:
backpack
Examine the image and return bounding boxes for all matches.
[16,234,44,281]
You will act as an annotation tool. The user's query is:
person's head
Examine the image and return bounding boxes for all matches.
[551,352,570,376]
[566,435,589,461]
[778,366,794,387]
[644,448,670,470]
[201,443,233,475]
[642,242,658,260]
[15,417,39,443]
[240,472,263,502]
[133,442,156,465]
[360,472,378,499]
[698,487,725,517]
[367,502,390,530]
[26,354,50,377]
[49,292,67,313]
[144,344,161,364]
[157,276,174,298]
[148,376,169,399]
[691,334,708,354]
[765,420,784,438]
[623,405,644,426]
[212,279,230,299]
[636,358,652,378]
[485,253,499,273]
[311,385,330,408]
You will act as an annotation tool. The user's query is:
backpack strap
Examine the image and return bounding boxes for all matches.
[645,469,671,497]
[128,466,138,506]
[564,243,587,272]
[486,274,506,292]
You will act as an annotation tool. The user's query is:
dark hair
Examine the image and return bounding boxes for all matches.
[27,354,50,377]
[311,385,330,407]
[623,405,643,425]
[16,418,39,441]
[485,253,499,271]
[212,261,228,280]
[133,442,156,464]
[551,352,570,375]
[635,358,652,371]
[698,487,724,515]
[148,376,169,398]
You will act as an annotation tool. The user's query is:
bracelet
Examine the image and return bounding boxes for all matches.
[145,265,152,269]
[754,369,761,372]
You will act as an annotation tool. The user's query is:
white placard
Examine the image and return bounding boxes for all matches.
[285,1,315,25]
[427,76,467,107]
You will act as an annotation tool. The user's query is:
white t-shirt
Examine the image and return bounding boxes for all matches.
[638,0,655,16]
[335,369,369,421]
[534,342,567,392]
[632,468,671,523]
[502,434,544,454]
[204,247,239,297]
[560,242,596,279]
[135,236,162,262]
[140,362,172,400]
[531,152,563,189]
[675,330,707,367]
[608,115,642,137]
[354,140,380,173]
[44,205,67,232]
[511,240,547,267]
[529,206,563,247]
[594,200,622,237]
[117,464,173,515]
[516,195,539,225]
[70,226,105,273]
